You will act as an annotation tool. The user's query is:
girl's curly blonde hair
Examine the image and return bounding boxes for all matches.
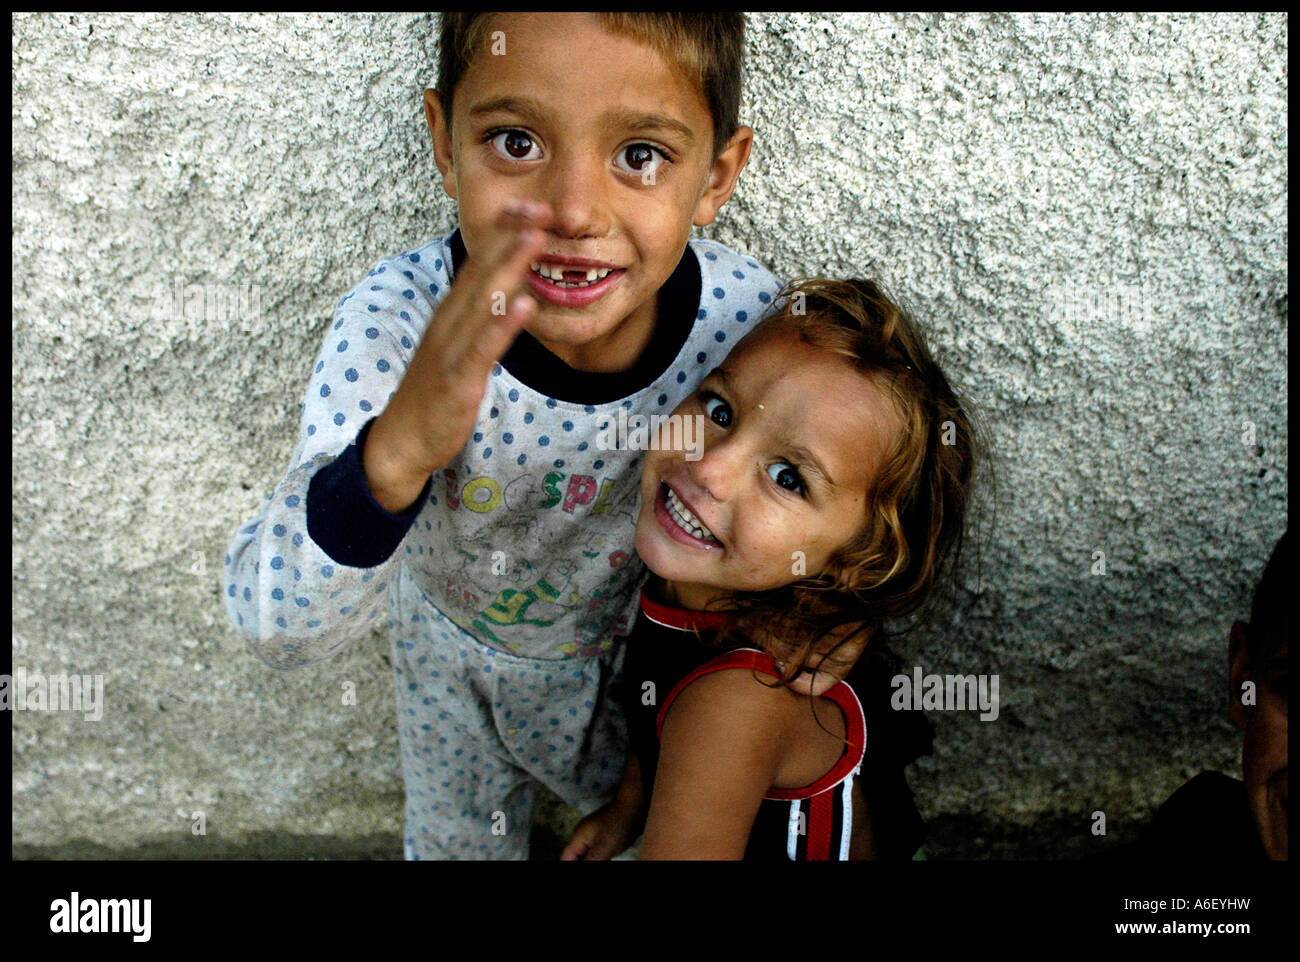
[706,277,980,688]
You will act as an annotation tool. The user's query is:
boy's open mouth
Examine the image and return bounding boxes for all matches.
[530,261,616,288]
[526,260,626,307]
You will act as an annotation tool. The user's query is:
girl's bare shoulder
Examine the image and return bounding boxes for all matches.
[664,663,844,785]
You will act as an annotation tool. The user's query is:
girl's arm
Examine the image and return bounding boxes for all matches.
[638,668,796,860]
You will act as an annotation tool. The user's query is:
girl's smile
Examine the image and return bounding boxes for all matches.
[652,481,723,550]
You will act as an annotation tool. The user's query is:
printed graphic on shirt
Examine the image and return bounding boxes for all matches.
[423,455,643,657]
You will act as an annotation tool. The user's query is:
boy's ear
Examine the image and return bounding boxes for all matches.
[692,125,754,228]
[1228,619,1252,730]
[424,89,459,202]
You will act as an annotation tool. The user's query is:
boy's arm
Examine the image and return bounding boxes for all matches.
[222,203,552,669]
[221,295,433,670]
[637,669,791,860]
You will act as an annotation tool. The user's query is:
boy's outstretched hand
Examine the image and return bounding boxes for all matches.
[560,799,645,861]
[363,200,552,513]
[561,754,648,860]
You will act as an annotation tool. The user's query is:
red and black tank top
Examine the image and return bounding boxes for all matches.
[623,587,931,861]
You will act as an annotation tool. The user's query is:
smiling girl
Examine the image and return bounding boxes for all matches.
[562,277,978,860]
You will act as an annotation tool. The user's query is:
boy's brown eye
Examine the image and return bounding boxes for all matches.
[617,143,667,178]
[624,145,653,170]
[503,131,534,159]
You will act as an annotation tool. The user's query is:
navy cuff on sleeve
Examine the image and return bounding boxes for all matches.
[306,416,433,568]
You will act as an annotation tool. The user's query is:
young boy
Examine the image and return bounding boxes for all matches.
[223,12,786,858]
[1135,531,1288,860]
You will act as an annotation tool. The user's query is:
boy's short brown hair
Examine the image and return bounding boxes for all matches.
[1246,531,1289,661]
[437,13,746,163]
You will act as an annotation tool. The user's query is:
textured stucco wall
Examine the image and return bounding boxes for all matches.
[12,12,1287,859]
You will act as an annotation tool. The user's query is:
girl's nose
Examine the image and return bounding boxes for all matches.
[686,432,745,504]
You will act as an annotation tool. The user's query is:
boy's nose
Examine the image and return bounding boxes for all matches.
[540,153,610,240]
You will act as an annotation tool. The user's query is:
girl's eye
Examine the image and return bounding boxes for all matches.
[766,461,805,495]
[488,130,541,161]
[615,143,668,178]
[702,396,732,428]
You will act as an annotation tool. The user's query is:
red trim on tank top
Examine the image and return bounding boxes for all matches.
[655,647,867,800]
[639,586,733,632]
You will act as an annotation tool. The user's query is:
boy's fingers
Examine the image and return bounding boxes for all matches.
[467,223,545,355]
[493,226,546,288]
[466,226,544,325]
[499,198,551,225]
[432,202,549,377]
[476,200,551,277]
[445,231,542,372]
[453,199,551,319]
[468,293,535,370]
[499,199,553,232]
[559,838,589,861]
[451,200,547,293]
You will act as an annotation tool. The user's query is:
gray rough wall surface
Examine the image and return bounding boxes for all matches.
[12,12,1287,859]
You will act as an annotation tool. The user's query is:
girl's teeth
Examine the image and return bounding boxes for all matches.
[665,488,717,542]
